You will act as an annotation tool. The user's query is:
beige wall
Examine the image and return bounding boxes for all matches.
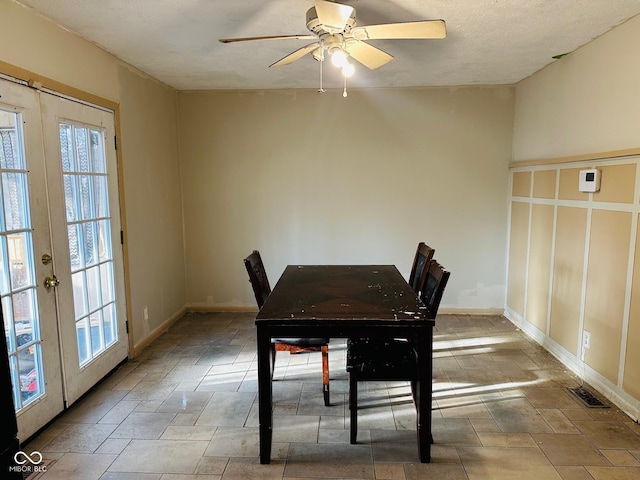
[177,87,514,310]
[509,13,640,418]
[0,0,186,352]
[513,15,640,161]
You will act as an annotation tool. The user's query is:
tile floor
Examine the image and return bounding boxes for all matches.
[23,313,640,480]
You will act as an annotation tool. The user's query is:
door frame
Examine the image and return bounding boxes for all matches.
[0,61,134,367]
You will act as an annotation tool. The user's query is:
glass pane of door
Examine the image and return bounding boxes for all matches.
[59,123,118,367]
[0,110,44,410]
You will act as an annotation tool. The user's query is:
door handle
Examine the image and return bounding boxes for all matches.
[44,275,60,288]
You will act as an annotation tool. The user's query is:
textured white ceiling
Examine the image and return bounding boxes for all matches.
[12,0,640,91]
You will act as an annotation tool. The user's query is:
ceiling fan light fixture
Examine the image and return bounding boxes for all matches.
[330,48,348,68]
[341,61,355,77]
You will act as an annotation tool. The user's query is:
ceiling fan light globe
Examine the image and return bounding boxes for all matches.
[331,49,347,67]
[342,62,355,77]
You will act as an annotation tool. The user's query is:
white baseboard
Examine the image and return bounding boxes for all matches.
[439,307,504,315]
[187,305,258,313]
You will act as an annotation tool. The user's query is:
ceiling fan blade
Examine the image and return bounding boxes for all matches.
[345,41,393,69]
[270,43,321,67]
[219,34,316,43]
[351,20,446,40]
[315,0,354,31]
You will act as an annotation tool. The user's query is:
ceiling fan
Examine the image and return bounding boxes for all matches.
[219,0,446,78]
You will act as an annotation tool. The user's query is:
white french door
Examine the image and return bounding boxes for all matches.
[0,77,128,440]
[1,78,64,441]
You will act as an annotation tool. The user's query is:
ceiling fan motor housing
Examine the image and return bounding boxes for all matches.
[306,6,356,35]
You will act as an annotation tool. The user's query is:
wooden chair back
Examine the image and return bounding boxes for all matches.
[419,259,450,318]
[408,242,435,295]
[243,250,271,309]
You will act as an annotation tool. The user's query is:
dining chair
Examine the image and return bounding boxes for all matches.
[346,242,435,360]
[408,242,435,296]
[243,250,332,406]
[346,258,450,444]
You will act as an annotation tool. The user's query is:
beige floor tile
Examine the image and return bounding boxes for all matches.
[561,408,595,422]
[600,449,640,467]
[111,371,148,391]
[196,391,256,427]
[59,389,128,424]
[555,465,597,480]
[458,446,562,480]
[272,415,320,444]
[588,408,637,423]
[538,408,581,434]
[195,456,229,475]
[94,438,130,455]
[161,425,217,441]
[430,445,462,464]
[585,466,640,480]
[371,429,421,463]
[284,443,374,478]
[109,439,208,474]
[523,387,582,409]
[573,421,640,449]
[468,417,501,433]
[485,397,554,434]
[531,433,609,466]
[99,472,163,480]
[161,475,221,480]
[436,395,492,418]
[432,418,481,446]
[404,462,468,480]
[221,457,285,480]
[374,462,406,479]
[39,452,117,480]
[156,391,214,414]
[110,412,176,439]
[476,432,537,447]
[98,400,141,425]
[43,423,117,453]
[205,427,260,457]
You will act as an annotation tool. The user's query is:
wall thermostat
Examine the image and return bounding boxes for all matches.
[579,168,601,193]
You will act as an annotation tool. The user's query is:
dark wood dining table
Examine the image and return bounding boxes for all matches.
[255,264,435,464]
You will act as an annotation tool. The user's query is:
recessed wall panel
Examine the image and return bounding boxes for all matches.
[583,209,631,384]
[507,201,530,316]
[624,213,640,398]
[549,206,587,355]
[512,172,532,197]
[533,170,556,199]
[526,204,554,333]
[592,164,636,204]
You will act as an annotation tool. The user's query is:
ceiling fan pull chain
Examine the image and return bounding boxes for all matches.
[343,75,348,98]
[318,58,326,93]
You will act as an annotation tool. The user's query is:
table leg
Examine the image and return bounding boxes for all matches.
[415,327,433,463]
[257,326,273,464]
